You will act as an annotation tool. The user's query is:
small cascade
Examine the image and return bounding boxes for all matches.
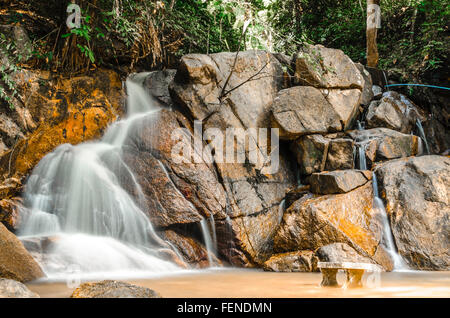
[356,120,364,131]
[415,119,431,155]
[209,214,218,254]
[278,199,286,224]
[382,71,389,91]
[357,143,368,170]
[372,172,408,271]
[18,73,183,279]
[200,218,216,267]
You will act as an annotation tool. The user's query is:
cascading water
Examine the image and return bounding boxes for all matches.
[357,143,368,170]
[356,120,364,131]
[18,73,183,279]
[372,172,408,271]
[278,199,286,224]
[209,214,218,254]
[415,119,430,155]
[200,217,216,267]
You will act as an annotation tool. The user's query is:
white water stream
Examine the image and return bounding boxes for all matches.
[372,172,408,271]
[18,74,182,280]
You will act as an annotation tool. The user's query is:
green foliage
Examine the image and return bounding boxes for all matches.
[0,0,446,79]
[265,0,448,78]
[62,14,96,64]
[0,32,24,110]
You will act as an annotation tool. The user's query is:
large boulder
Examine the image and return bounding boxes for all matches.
[0,278,39,298]
[170,50,283,130]
[294,44,364,89]
[273,182,394,271]
[0,223,44,282]
[271,86,342,139]
[263,251,317,272]
[324,137,355,171]
[71,280,161,298]
[309,170,372,195]
[320,88,362,130]
[375,156,450,270]
[366,91,426,133]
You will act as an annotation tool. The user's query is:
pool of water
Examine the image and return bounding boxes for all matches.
[26,269,450,298]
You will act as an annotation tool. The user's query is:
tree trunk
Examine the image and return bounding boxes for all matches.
[367,0,381,68]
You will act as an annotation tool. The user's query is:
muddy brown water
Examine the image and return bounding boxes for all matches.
[26,269,450,298]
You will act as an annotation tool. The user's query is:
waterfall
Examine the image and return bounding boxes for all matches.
[18,74,183,279]
[372,172,408,271]
[200,218,216,267]
[416,119,430,155]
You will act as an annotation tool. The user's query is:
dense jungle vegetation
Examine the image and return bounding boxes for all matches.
[0,1,448,85]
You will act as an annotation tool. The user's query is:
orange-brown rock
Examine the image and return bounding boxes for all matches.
[263,251,318,272]
[273,182,393,270]
[0,222,44,282]
[0,69,123,202]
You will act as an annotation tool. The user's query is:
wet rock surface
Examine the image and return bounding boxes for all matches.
[162,229,220,268]
[144,69,177,107]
